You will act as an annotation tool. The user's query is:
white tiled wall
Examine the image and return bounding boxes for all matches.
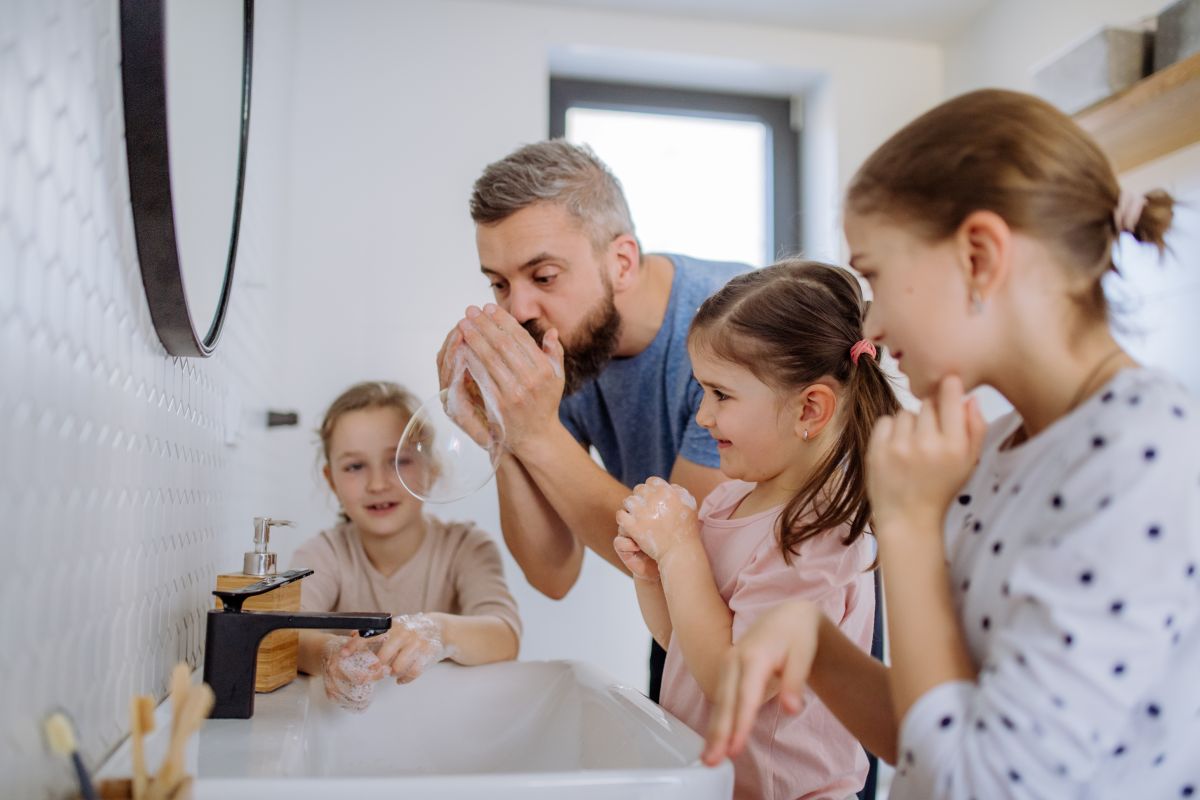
[0,1,293,797]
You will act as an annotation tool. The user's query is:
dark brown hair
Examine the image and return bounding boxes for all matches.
[846,88,1174,320]
[690,259,900,560]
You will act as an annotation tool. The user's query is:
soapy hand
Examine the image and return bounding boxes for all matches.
[451,305,566,453]
[614,534,661,582]
[436,333,502,451]
[372,613,454,684]
[321,635,387,712]
[615,477,700,565]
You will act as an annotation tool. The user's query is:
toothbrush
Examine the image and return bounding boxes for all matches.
[149,682,214,800]
[130,695,156,800]
[43,711,98,800]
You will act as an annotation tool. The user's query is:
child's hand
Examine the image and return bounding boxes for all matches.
[866,375,987,534]
[702,600,819,766]
[321,635,386,712]
[373,613,451,684]
[614,534,661,581]
[615,477,700,563]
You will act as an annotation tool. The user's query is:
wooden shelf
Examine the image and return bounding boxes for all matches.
[1074,50,1200,173]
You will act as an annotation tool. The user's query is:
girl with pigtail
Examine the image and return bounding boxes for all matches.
[615,259,900,800]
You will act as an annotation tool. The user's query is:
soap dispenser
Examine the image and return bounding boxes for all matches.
[214,517,303,692]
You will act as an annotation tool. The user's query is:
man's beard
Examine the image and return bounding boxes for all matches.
[523,287,622,396]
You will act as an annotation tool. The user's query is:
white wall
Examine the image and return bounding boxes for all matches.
[269,0,943,691]
[945,0,1200,407]
[0,1,295,796]
[945,0,1166,96]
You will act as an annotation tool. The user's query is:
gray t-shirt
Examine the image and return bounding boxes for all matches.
[558,253,749,487]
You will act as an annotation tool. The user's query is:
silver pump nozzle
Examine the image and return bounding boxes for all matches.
[244,517,294,576]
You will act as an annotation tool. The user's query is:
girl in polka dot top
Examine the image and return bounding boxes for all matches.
[701,88,1199,800]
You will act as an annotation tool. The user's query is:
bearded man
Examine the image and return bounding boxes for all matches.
[440,140,749,701]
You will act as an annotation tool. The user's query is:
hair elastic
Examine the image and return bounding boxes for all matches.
[1114,190,1146,233]
[850,339,877,366]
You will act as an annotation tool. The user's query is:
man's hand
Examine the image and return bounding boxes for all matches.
[454,304,566,453]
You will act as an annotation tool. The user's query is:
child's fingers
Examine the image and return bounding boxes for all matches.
[373,628,412,668]
[868,415,894,453]
[915,396,939,442]
[965,395,987,459]
[890,409,916,448]
[613,535,639,564]
[702,656,742,765]
[778,641,811,713]
[728,651,775,757]
[391,641,430,683]
[613,534,641,554]
[340,631,369,657]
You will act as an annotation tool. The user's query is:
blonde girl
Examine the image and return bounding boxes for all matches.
[293,381,521,710]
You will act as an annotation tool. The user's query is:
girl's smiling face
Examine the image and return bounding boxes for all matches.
[324,407,425,538]
[845,210,984,400]
[688,339,806,485]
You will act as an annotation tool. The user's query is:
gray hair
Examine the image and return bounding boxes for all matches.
[469,140,637,253]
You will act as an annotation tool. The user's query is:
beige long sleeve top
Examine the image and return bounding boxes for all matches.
[290,516,522,639]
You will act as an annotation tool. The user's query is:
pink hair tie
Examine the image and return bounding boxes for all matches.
[1114,190,1146,233]
[850,339,877,366]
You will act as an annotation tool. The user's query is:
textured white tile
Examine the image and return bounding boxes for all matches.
[0,1,292,795]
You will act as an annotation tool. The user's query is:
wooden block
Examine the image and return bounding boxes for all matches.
[214,577,301,692]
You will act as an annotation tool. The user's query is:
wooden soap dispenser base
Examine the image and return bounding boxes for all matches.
[214,517,303,692]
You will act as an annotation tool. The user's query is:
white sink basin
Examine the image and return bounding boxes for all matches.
[102,660,733,799]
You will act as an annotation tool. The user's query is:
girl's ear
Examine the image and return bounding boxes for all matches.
[955,209,1011,307]
[322,463,335,493]
[792,383,838,441]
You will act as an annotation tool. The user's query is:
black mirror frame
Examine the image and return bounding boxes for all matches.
[119,0,254,357]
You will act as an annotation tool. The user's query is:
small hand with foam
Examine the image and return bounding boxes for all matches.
[373,613,453,684]
[614,533,661,582]
[615,477,700,570]
[321,635,387,712]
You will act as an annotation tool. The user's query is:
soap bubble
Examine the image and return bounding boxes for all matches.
[395,384,504,504]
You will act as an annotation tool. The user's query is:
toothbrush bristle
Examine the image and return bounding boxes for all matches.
[43,712,77,756]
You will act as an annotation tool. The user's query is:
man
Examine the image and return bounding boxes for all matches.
[441,140,749,700]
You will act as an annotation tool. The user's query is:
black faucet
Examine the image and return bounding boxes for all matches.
[203,569,392,719]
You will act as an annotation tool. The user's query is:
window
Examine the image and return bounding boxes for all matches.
[551,78,800,266]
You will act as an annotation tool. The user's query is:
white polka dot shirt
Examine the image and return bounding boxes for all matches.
[889,368,1200,800]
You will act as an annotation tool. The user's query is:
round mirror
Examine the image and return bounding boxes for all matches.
[119,0,253,357]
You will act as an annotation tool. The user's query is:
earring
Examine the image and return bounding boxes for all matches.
[803,429,809,442]
[970,289,984,315]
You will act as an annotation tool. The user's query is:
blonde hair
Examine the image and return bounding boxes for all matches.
[318,381,421,464]
[470,139,637,253]
[846,89,1175,320]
